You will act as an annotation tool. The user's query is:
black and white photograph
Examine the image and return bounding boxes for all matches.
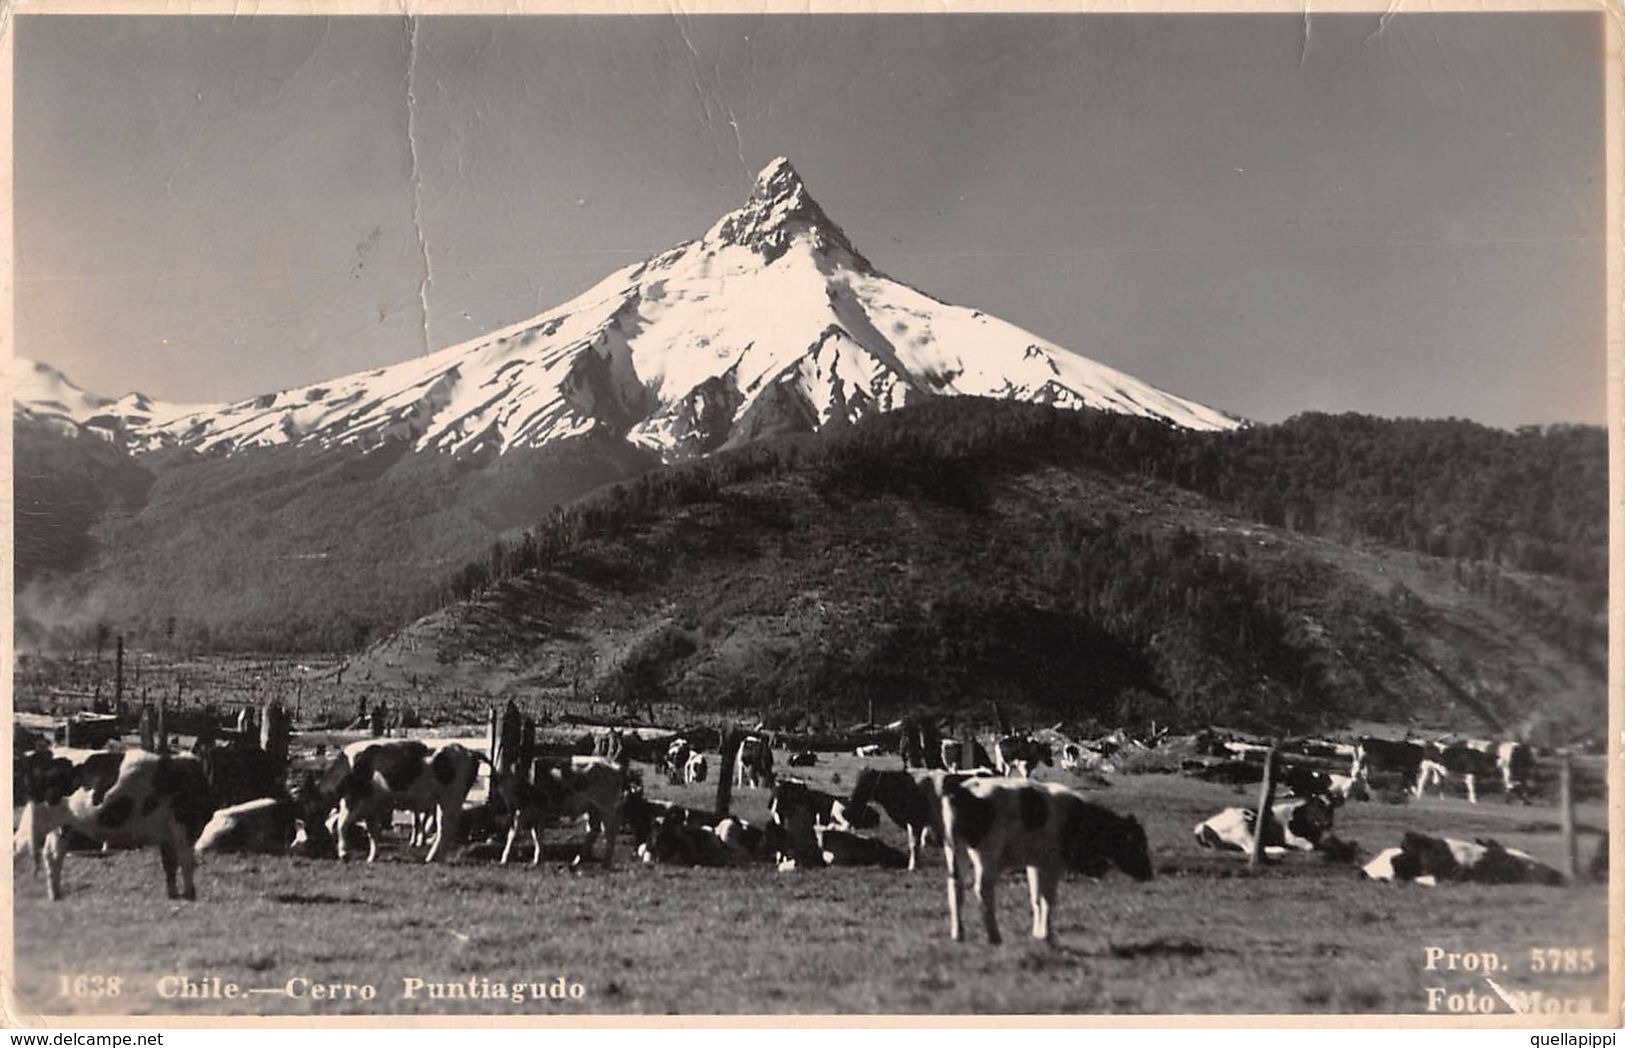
[5,3,1618,1023]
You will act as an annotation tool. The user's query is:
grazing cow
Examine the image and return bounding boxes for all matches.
[320,740,482,863]
[1350,736,1429,790]
[683,751,708,784]
[662,738,692,785]
[993,736,1053,779]
[1414,739,1504,804]
[939,738,994,773]
[16,749,215,901]
[843,767,990,871]
[1362,832,1565,886]
[788,750,819,767]
[491,756,626,867]
[940,777,1153,944]
[816,826,908,868]
[195,797,298,856]
[1497,741,1536,803]
[735,735,775,789]
[1193,796,1340,856]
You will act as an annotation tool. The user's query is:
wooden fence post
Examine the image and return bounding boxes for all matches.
[716,728,743,816]
[261,701,290,767]
[1560,752,1578,883]
[114,636,124,714]
[138,704,155,751]
[157,691,169,754]
[1249,747,1278,868]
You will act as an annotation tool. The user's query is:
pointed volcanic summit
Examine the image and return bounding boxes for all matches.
[17,157,1243,461]
[706,157,870,268]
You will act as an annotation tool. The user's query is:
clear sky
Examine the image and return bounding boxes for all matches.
[15,12,1605,427]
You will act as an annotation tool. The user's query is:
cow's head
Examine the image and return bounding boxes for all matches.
[17,753,81,806]
[1065,801,1154,882]
[1286,796,1338,846]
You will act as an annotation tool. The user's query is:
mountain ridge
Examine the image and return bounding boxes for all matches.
[15,157,1242,463]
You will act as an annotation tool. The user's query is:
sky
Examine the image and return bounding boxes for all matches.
[14,12,1606,428]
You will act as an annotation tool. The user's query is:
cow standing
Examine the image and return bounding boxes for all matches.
[492,756,626,868]
[993,736,1053,779]
[735,736,775,789]
[320,740,482,863]
[940,777,1152,944]
[16,749,216,902]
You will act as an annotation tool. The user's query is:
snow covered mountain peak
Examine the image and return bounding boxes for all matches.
[16,158,1243,460]
[704,157,867,267]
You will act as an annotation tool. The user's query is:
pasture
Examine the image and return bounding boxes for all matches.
[10,751,1610,1019]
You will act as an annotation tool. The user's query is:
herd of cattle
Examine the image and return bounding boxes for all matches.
[9,721,1595,945]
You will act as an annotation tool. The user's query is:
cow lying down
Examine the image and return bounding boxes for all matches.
[195,797,299,856]
[1362,832,1565,886]
[1194,796,1339,858]
[16,749,215,901]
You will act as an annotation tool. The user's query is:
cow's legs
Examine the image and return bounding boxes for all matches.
[500,817,521,865]
[335,801,357,862]
[173,822,198,900]
[529,825,543,867]
[945,843,965,942]
[160,840,180,898]
[970,851,1001,945]
[43,828,68,902]
[1464,774,1478,805]
[15,803,41,877]
[905,825,920,872]
[1026,865,1044,938]
[1030,864,1059,943]
[579,813,602,865]
[425,800,459,863]
[600,807,620,869]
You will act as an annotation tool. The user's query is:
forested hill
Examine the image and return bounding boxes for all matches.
[353,399,1605,743]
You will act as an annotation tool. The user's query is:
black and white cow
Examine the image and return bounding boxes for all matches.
[940,777,1152,944]
[843,767,995,871]
[1414,738,1537,804]
[940,738,995,773]
[491,756,626,867]
[815,826,909,868]
[621,793,721,852]
[767,778,877,866]
[1414,740,1498,803]
[662,738,692,785]
[1362,832,1565,886]
[1350,736,1429,792]
[712,816,772,864]
[735,736,775,789]
[1193,795,1340,856]
[15,748,216,901]
[993,736,1053,779]
[317,739,483,863]
[683,752,709,785]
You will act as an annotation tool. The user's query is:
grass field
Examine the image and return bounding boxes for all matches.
[9,755,1610,1019]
